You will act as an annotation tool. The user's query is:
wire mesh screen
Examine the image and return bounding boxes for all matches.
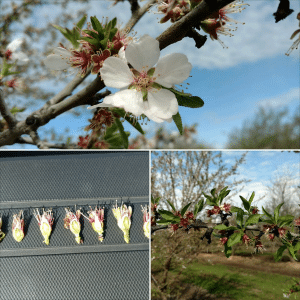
[0,151,150,300]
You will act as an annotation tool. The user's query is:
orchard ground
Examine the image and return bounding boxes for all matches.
[151,228,300,300]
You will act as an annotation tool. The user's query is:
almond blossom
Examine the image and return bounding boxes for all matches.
[64,208,83,244]
[33,208,54,245]
[88,34,192,123]
[3,38,29,65]
[112,201,132,243]
[12,210,25,242]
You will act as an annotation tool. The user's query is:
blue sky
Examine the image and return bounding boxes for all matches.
[2,0,300,149]
[152,150,300,211]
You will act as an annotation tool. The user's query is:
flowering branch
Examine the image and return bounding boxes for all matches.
[156,0,235,50]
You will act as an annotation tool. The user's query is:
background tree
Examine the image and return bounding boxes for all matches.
[226,105,300,149]
[264,167,299,216]
[151,151,249,211]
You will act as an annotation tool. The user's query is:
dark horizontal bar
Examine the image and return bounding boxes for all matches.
[0,242,149,258]
[0,196,149,210]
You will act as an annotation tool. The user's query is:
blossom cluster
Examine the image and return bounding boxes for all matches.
[207,203,231,217]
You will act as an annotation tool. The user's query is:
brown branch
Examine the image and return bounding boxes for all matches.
[125,0,157,31]
[0,89,16,129]
[156,0,235,50]
[17,136,76,149]
[128,0,140,14]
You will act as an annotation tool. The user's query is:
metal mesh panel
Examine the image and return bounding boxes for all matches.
[0,251,149,300]
[0,151,149,202]
[0,151,149,300]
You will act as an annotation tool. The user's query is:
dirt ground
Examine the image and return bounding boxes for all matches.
[196,252,300,278]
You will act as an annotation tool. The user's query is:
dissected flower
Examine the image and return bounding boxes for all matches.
[33,208,54,245]
[268,233,275,241]
[3,38,29,65]
[0,215,5,242]
[171,223,179,232]
[251,207,259,214]
[185,211,194,220]
[180,217,189,228]
[78,135,90,148]
[141,205,150,239]
[88,34,192,123]
[112,201,132,243]
[211,205,221,215]
[85,206,105,241]
[278,227,287,238]
[12,210,25,242]
[64,208,83,244]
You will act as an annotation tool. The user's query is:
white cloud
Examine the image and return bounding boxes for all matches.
[256,87,300,109]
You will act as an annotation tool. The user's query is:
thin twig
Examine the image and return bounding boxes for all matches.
[17,136,76,149]
[125,0,156,31]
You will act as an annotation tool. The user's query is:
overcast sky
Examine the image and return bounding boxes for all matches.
[3,0,300,149]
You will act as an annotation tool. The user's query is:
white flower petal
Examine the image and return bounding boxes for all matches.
[153,53,192,88]
[11,52,29,65]
[146,89,178,122]
[44,54,70,70]
[100,57,133,89]
[125,35,160,73]
[90,90,144,116]
[118,46,127,63]
[53,47,72,57]
[7,38,23,52]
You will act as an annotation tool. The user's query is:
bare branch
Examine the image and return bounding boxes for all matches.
[17,136,76,149]
[128,0,140,14]
[0,89,16,129]
[125,0,156,31]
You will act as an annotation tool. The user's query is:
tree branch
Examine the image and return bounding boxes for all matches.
[17,136,76,149]
[125,0,156,31]
[0,89,16,129]
[156,0,235,50]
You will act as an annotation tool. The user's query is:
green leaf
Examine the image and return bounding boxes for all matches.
[111,17,117,28]
[227,232,242,247]
[245,214,261,226]
[262,206,273,222]
[158,210,177,220]
[76,15,87,29]
[287,245,298,261]
[112,108,145,134]
[230,206,245,214]
[166,88,204,108]
[181,203,192,217]
[109,28,118,41]
[274,202,284,224]
[278,215,294,227]
[293,242,300,252]
[239,196,250,211]
[90,16,103,34]
[10,107,25,115]
[224,244,232,258]
[84,30,99,40]
[114,118,128,149]
[237,209,245,227]
[172,112,183,135]
[194,199,204,217]
[166,200,176,212]
[249,192,255,205]
[274,245,287,262]
[156,219,171,225]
